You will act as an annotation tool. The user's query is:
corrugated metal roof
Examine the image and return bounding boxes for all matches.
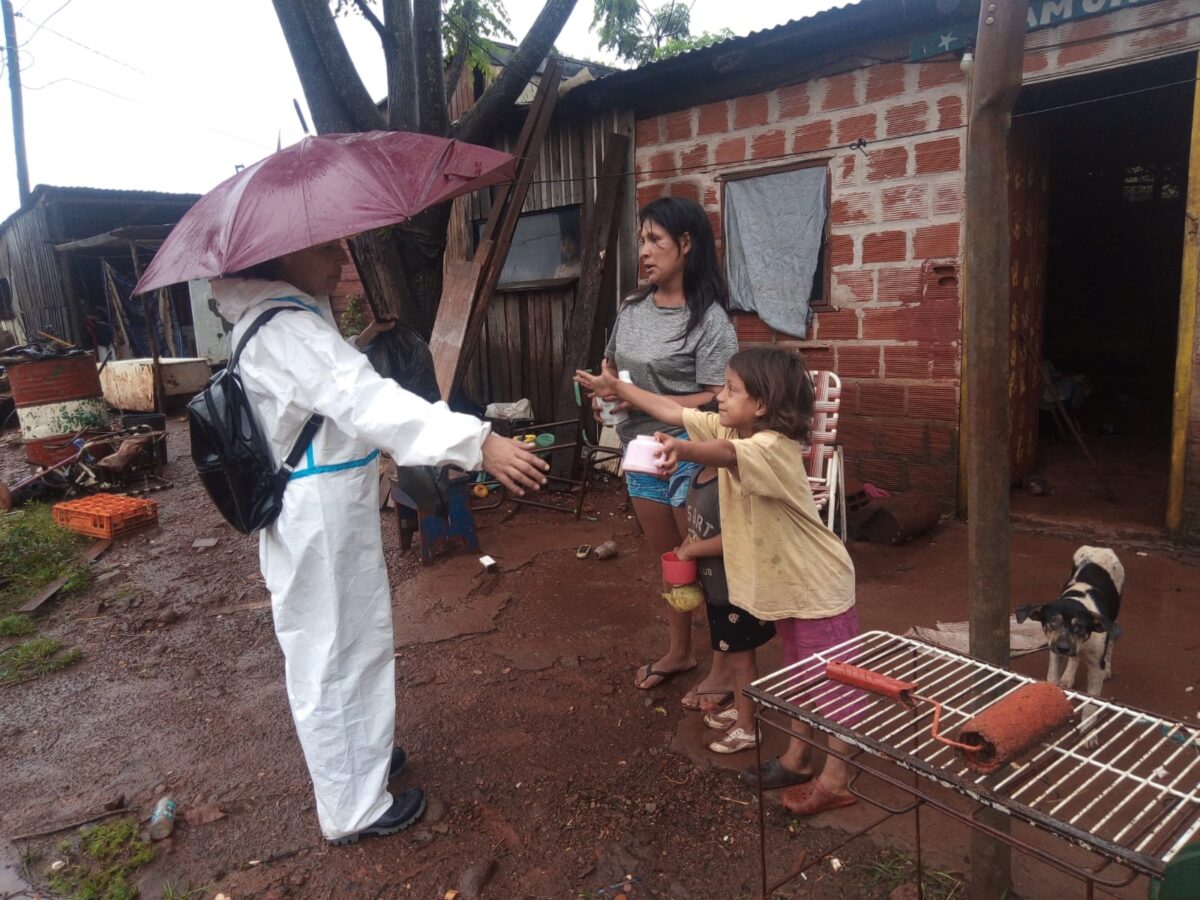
[1,184,200,239]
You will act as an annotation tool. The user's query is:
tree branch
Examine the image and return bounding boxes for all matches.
[383,0,417,130]
[272,0,357,133]
[412,0,449,136]
[443,10,473,113]
[351,0,388,42]
[454,0,577,146]
[298,0,384,131]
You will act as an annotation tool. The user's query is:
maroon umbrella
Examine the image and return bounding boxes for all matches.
[135,131,513,294]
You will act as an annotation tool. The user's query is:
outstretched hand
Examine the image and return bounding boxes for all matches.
[653,431,682,478]
[481,434,549,497]
[574,360,621,400]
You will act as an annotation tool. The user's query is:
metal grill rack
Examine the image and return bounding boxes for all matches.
[745,630,1200,896]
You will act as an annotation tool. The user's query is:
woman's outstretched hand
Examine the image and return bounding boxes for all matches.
[575,361,630,420]
[481,434,549,497]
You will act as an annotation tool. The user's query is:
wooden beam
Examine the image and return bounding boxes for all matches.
[429,243,489,400]
[1167,52,1200,533]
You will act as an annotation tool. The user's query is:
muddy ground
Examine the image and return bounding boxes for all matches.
[2,418,1199,899]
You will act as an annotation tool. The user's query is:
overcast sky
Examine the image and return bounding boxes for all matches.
[0,0,843,219]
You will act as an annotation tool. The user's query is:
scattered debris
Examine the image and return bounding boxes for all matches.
[187,802,226,826]
[592,539,618,560]
[148,797,177,840]
[479,555,498,574]
[456,857,498,897]
[192,537,220,550]
[829,857,844,872]
[1022,474,1049,496]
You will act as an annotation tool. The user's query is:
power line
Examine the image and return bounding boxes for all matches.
[14,0,72,46]
[14,14,146,73]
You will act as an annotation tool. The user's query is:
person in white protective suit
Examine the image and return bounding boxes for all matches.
[213,240,548,845]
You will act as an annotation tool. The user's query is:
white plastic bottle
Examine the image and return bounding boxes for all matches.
[596,370,632,426]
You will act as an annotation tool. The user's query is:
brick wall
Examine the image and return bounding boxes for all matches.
[635,60,968,503]
[631,2,1200,508]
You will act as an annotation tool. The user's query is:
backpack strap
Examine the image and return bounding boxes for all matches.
[230,303,325,472]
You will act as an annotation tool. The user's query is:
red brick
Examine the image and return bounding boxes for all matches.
[777,83,809,119]
[861,307,910,341]
[909,299,960,342]
[837,113,877,145]
[907,384,958,420]
[921,261,959,302]
[734,93,770,130]
[839,346,882,379]
[680,144,708,169]
[937,95,963,130]
[734,313,774,343]
[704,185,719,207]
[670,180,701,203]
[834,270,874,302]
[867,146,908,181]
[821,72,859,110]
[859,382,905,415]
[830,233,854,268]
[885,343,959,379]
[1023,50,1049,75]
[816,309,859,340]
[1135,0,1184,26]
[1059,38,1111,67]
[915,138,961,175]
[644,150,675,177]
[715,137,746,165]
[750,129,786,160]
[885,102,928,138]
[837,418,878,454]
[636,118,661,147]
[877,267,923,302]
[862,231,907,264]
[708,210,723,244]
[882,421,928,456]
[857,457,907,492]
[637,183,664,209]
[907,462,957,499]
[928,424,957,459]
[918,62,963,90]
[914,223,959,259]
[830,191,873,226]
[881,184,929,222]
[866,63,906,102]
[932,183,962,215]
[664,110,693,142]
[796,345,835,372]
[1130,20,1189,51]
[697,100,729,136]
[793,120,833,155]
[836,154,857,187]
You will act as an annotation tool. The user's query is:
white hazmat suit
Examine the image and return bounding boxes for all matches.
[214,278,490,840]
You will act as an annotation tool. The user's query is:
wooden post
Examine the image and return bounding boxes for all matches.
[1,0,30,206]
[962,1,1026,896]
[129,242,166,414]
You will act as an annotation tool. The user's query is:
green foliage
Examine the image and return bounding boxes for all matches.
[0,504,86,615]
[855,848,965,900]
[47,819,154,900]
[0,614,36,636]
[443,0,515,79]
[0,637,82,683]
[337,294,368,339]
[591,0,726,65]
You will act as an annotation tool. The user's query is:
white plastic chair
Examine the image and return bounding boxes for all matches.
[805,369,847,541]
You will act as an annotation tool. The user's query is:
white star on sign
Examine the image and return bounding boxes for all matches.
[938,31,957,51]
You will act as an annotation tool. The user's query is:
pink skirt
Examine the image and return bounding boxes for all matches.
[776,607,865,725]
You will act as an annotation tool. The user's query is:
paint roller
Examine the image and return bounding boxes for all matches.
[825,661,1075,774]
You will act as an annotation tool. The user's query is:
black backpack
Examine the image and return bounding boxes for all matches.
[189,307,323,534]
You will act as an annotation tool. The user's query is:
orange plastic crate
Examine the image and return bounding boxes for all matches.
[53,493,158,539]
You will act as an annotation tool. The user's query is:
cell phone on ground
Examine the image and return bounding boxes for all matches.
[576,544,591,559]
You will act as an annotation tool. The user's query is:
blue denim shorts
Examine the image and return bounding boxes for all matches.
[624,432,700,508]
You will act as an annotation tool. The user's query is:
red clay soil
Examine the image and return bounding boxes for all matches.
[2,419,1199,899]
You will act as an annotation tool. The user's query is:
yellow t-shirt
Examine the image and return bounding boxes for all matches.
[682,409,856,622]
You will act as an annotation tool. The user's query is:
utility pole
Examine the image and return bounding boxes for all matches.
[1,0,30,206]
[963,0,1027,896]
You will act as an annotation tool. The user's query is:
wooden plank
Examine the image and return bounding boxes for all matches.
[550,132,629,480]
[429,243,489,400]
[19,539,111,613]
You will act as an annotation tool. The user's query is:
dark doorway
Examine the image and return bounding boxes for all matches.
[1010,54,1194,530]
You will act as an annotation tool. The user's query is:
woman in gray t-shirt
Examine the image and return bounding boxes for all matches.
[579,197,738,700]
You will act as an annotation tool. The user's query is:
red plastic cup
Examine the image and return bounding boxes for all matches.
[661,551,697,586]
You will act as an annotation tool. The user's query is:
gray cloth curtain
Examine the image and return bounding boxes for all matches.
[724,166,827,338]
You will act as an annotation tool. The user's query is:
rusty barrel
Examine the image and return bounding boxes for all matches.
[6,352,107,466]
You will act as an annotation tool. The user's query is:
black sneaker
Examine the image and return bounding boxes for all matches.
[389,746,407,780]
[328,788,426,845]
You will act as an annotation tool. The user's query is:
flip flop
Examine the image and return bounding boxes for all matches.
[741,759,814,791]
[681,689,734,711]
[781,780,857,816]
[635,662,698,690]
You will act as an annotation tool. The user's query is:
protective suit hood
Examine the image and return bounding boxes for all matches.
[213,277,320,325]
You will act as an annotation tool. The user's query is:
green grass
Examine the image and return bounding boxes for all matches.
[0,637,82,683]
[0,614,36,636]
[0,504,87,615]
[47,819,154,900]
[855,848,965,900]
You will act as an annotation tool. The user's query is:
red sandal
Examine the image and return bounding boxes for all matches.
[781,780,857,816]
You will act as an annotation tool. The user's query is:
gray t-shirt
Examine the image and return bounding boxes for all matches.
[604,294,739,444]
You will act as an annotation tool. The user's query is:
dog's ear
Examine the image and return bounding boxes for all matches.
[1015,604,1043,624]
[1091,615,1121,640]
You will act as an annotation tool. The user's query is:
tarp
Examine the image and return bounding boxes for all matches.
[725,166,827,338]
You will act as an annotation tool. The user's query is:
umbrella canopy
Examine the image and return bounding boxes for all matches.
[135,131,514,294]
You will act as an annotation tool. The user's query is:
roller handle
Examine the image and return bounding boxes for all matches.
[826,661,918,703]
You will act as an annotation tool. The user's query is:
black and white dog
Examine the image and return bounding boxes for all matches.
[1016,546,1124,697]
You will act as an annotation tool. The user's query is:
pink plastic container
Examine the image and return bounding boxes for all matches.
[661,551,697,586]
[622,434,666,475]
